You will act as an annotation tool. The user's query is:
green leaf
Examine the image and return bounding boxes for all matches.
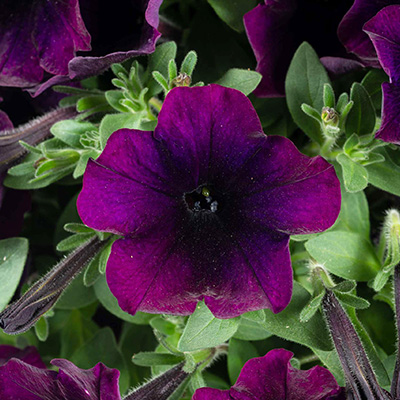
[51,120,97,148]
[323,84,335,108]
[336,153,368,193]
[215,68,262,96]
[301,103,322,123]
[180,51,198,76]
[335,292,370,309]
[300,291,324,323]
[305,231,380,281]
[150,316,176,336]
[241,309,265,322]
[99,112,143,149]
[365,148,400,196]
[361,69,388,110]
[71,328,129,393]
[313,349,345,386]
[56,273,97,310]
[285,42,330,143]
[207,0,257,32]
[228,338,258,384]
[178,301,240,351]
[132,352,184,367]
[56,232,95,252]
[83,253,102,287]
[262,282,332,350]
[94,275,146,323]
[105,90,130,113]
[0,238,29,311]
[64,223,94,234]
[146,41,177,96]
[233,317,272,341]
[34,317,49,342]
[333,185,370,239]
[76,95,106,112]
[332,280,357,293]
[345,82,376,136]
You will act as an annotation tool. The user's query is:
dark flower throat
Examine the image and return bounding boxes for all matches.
[185,185,222,213]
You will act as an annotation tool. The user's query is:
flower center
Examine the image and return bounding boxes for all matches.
[184,185,221,213]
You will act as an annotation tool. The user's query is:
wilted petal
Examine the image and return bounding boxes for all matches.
[244,0,296,97]
[337,0,399,66]
[0,0,90,87]
[0,345,46,368]
[194,349,343,400]
[31,0,163,96]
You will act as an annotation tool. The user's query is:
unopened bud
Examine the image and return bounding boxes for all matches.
[171,73,191,88]
[321,107,339,126]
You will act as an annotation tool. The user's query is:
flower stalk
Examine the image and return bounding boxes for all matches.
[0,106,77,175]
[0,235,109,335]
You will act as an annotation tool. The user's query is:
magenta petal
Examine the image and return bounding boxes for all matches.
[154,85,264,187]
[0,345,46,368]
[52,359,120,400]
[244,1,296,97]
[364,5,400,83]
[193,388,232,400]
[0,0,90,87]
[233,136,341,235]
[337,0,399,66]
[375,82,400,145]
[0,358,120,400]
[193,349,343,400]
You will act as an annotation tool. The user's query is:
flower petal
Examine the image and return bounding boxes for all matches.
[154,85,265,188]
[77,156,180,236]
[106,216,291,317]
[193,388,232,400]
[0,0,90,87]
[52,359,120,400]
[364,5,400,83]
[337,0,398,66]
[375,82,400,145]
[0,345,46,368]
[244,1,296,97]
[232,136,341,234]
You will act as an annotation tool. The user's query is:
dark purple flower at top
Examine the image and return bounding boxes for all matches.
[77,84,340,318]
[364,5,400,144]
[337,0,400,67]
[0,345,46,369]
[0,357,120,400]
[0,0,163,96]
[243,0,359,97]
[193,348,344,400]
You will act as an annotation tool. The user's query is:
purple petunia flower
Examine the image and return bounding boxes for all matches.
[364,5,400,145]
[0,355,120,400]
[0,0,163,95]
[77,84,340,318]
[243,0,360,97]
[192,348,344,400]
[338,0,400,67]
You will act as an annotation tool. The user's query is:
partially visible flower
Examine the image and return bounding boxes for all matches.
[193,348,344,400]
[0,0,163,96]
[77,84,341,318]
[338,0,400,67]
[243,0,359,97]
[0,356,120,400]
[0,345,46,369]
[364,5,400,144]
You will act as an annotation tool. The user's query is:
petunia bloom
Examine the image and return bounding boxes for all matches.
[0,0,163,95]
[338,0,400,67]
[364,5,400,145]
[0,356,120,400]
[77,84,340,318]
[192,348,344,400]
[243,0,358,97]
